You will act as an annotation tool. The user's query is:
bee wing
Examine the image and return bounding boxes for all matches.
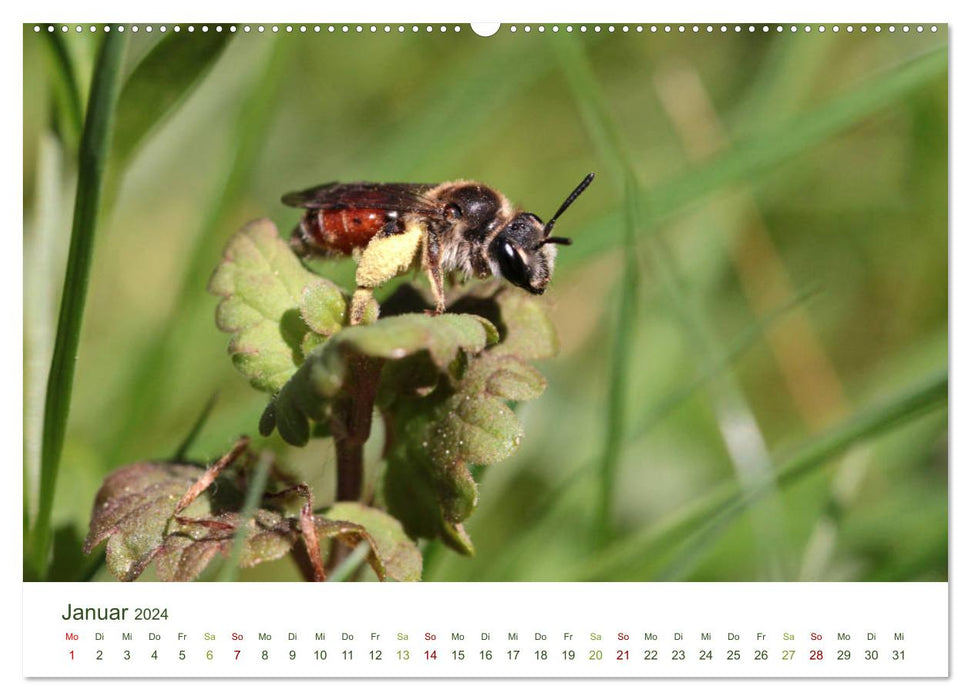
[281,182,442,215]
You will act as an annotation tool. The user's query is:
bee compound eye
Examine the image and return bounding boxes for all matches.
[496,240,531,290]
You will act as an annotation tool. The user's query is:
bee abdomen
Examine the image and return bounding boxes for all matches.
[294,208,392,257]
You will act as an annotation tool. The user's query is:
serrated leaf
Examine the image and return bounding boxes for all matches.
[500,293,557,360]
[485,356,547,400]
[382,287,557,554]
[209,219,345,393]
[84,462,202,581]
[451,286,557,361]
[152,509,300,583]
[84,459,420,581]
[83,460,304,581]
[337,313,497,368]
[325,503,422,581]
[261,311,497,445]
[114,32,233,166]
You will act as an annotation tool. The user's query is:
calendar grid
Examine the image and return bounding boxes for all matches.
[24,582,948,678]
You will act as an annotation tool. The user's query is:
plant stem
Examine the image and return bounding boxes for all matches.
[335,441,364,501]
[291,545,324,582]
[332,356,382,502]
[328,357,381,570]
[30,29,127,580]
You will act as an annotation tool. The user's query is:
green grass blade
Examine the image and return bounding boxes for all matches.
[24,133,68,532]
[172,393,219,462]
[30,30,128,580]
[564,45,947,264]
[549,39,627,184]
[571,369,947,581]
[552,38,787,572]
[551,38,641,544]
[328,541,371,583]
[216,450,273,582]
[41,32,83,150]
[112,30,233,166]
[594,184,639,545]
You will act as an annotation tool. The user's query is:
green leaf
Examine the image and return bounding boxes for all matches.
[382,288,555,554]
[382,356,526,547]
[334,313,498,369]
[452,286,557,361]
[153,508,301,583]
[84,459,422,582]
[113,31,233,166]
[209,218,346,394]
[256,282,556,555]
[302,281,346,336]
[260,310,497,445]
[485,357,547,401]
[325,503,422,581]
[84,459,306,582]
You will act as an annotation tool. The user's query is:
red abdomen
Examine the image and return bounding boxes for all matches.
[298,208,391,256]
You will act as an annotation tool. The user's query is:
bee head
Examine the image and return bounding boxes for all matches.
[489,173,595,295]
[490,214,557,294]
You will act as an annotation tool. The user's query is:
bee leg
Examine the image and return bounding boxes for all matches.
[352,220,425,325]
[426,267,446,315]
[378,217,405,237]
[289,224,310,256]
[422,230,447,314]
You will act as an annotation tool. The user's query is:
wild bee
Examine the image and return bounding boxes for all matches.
[283,173,594,323]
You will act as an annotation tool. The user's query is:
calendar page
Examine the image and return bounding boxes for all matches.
[19,8,951,687]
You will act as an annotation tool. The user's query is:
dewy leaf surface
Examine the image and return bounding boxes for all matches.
[209,219,346,393]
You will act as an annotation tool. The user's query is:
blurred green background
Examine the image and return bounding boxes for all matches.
[23,24,947,582]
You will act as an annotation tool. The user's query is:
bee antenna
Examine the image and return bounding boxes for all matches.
[543,172,595,239]
[533,236,572,251]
